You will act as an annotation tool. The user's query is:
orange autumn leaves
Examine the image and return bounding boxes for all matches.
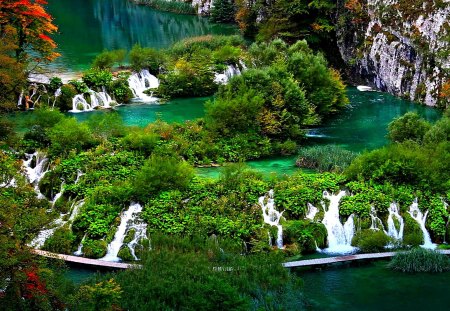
[0,0,59,62]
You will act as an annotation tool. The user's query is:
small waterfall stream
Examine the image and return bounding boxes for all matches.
[369,207,385,231]
[214,64,242,84]
[70,87,115,112]
[305,203,319,221]
[408,199,436,249]
[127,69,159,102]
[259,189,284,249]
[321,191,356,254]
[23,152,49,199]
[101,203,144,262]
[386,203,404,240]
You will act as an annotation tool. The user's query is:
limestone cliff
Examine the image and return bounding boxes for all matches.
[191,0,213,15]
[336,0,450,107]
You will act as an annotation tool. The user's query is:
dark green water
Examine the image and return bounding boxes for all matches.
[47,0,238,71]
[298,261,450,311]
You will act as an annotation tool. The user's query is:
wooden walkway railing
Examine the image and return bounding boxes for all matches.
[32,249,450,270]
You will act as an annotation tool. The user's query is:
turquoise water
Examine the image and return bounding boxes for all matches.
[298,261,450,310]
[47,0,238,71]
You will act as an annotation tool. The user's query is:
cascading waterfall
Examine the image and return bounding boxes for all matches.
[305,203,319,221]
[127,69,159,102]
[258,189,284,249]
[29,199,85,249]
[408,199,436,249]
[321,191,356,254]
[74,234,86,256]
[75,170,84,184]
[70,87,115,112]
[386,202,404,240]
[101,203,143,262]
[214,64,242,84]
[51,182,65,207]
[127,221,148,260]
[23,152,49,199]
[369,206,385,231]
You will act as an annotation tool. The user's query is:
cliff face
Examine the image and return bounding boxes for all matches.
[336,0,450,107]
[191,0,213,15]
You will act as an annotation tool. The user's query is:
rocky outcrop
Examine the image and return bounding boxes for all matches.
[336,0,450,107]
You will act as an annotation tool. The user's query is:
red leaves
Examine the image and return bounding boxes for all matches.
[22,268,48,299]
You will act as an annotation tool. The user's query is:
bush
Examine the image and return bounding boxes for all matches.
[92,49,126,70]
[133,155,194,200]
[351,229,390,253]
[129,44,164,73]
[210,0,236,23]
[388,248,450,273]
[82,69,113,90]
[43,226,76,254]
[109,78,133,103]
[117,246,134,262]
[284,220,328,253]
[388,112,431,144]
[82,239,108,259]
[57,84,78,111]
[297,145,358,172]
[48,118,95,157]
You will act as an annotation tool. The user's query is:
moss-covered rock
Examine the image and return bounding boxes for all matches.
[118,246,134,261]
[403,214,424,246]
[43,226,76,254]
[82,239,107,259]
[284,220,327,254]
[351,229,390,253]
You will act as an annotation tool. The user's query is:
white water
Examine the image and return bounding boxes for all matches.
[74,234,86,256]
[70,87,115,112]
[408,199,436,249]
[369,206,386,231]
[357,85,374,92]
[127,221,148,260]
[75,170,84,184]
[258,190,284,249]
[127,69,159,102]
[321,191,356,254]
[305,203,319,221]
[214,64,241,84]
[29,199,85,249]
[23,152,49,199]
[101,203,143,262]
[386,202,404,240]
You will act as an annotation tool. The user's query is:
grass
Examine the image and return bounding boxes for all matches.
[135,0,196,15]
[388,248,450,273]
[296,145,358,172]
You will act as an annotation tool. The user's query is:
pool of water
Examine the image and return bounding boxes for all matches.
[298,261,450,311]
[47,0,238,72]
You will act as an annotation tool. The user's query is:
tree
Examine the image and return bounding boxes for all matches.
[388,112,431,144]
[0,0,60,63]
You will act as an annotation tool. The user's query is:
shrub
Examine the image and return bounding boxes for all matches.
[117,246,134,262]
[133,155,194,200]
[82,239,108,259]
[48,118,95,157]
[388,248,450,273]
[129,44,164,73]
[388,112,431,144]
[284,220,328,253]
[297,145,358,172]
[109,78,133,103]
[43,226,76,254]
[57,84,78,111]
[351,229,390,253]
[92,49,127,69]
[82,69,113,90]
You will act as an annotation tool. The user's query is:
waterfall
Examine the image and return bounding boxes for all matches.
[74,234,86,256]
[386,202,404,240]
[369,206,386,231]
[305,203,319,221]
[75,170,84,184]
[214,64,242,84]
[408,199,436,249]
[127,221,148,260]
[17,90,24,106]
[101,203,143,262]
[259,189,284,249]
[23,152,49,199]
[321,190,356,254]
[127,69,159,102]
[51,182,65,207]
[69,87,115,112]
[28,199,85,249]
[52,87,62,108]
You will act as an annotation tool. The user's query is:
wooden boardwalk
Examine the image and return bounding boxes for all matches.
[32,249,450,270]
[31,249,137,269]
[283,249,450,268]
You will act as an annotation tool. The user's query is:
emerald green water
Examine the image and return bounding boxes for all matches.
[47,0,238,71]
[298,261,450,310]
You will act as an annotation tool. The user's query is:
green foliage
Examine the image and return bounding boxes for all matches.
[92,49,126,70]
[296,145,358,172]
[68,80,89,94]
[388,248,450,273]
[82,68,113,90]
[117,246,134,262]
[82,238,108,259]
[57,84,78,111]
[284,220,327,253]
[43,226,76,254]
[69,279,122,311]
[48,77,63,93]
[129,44,164,73]
[388,112,431,143]
[135,0,196,15]
[352,229,390,253]
[403,214,424,246]
[109,78,133,103]
[48,118,95,157]
[210,0,237,23]
[133,155,194,200]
